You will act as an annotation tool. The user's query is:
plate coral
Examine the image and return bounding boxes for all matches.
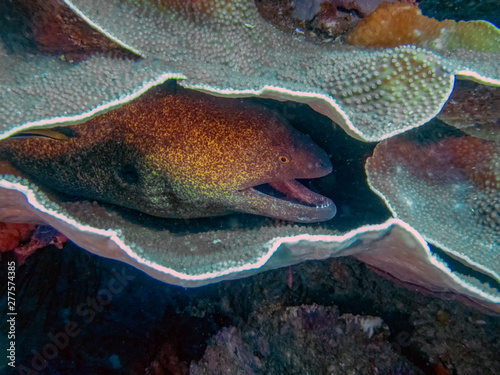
[0,0,499,315]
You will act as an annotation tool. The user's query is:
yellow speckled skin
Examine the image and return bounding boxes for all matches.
[0,87,333,221]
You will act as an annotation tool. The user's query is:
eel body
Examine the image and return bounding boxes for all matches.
[1,88,336,222]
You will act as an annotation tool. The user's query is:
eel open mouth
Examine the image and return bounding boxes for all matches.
[236,179,336,223]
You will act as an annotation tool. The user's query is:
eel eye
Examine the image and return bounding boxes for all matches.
[278,154,290,164]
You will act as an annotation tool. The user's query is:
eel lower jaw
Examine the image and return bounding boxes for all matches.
[236,179,336,223]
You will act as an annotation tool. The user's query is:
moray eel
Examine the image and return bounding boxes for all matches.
[0,87,336,223]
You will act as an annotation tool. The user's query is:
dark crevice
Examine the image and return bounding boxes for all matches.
[431,244,500,293]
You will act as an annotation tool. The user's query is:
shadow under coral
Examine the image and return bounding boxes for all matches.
[2,230,500,374]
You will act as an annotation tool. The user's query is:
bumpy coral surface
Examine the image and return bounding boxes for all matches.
[366,131,500,301]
